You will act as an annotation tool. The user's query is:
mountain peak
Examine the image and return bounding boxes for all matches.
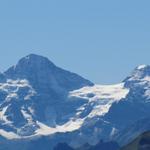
[5,54,56,77]
[132,64,150,78]
[22,53,50,61]
[17,53,55,68]
[136,64,150,70]
[4,54,93,92]
[124,64,150,82]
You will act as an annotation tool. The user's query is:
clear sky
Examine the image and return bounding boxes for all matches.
[0,0,150,84]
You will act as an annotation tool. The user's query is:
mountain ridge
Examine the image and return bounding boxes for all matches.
[0,54,150,150]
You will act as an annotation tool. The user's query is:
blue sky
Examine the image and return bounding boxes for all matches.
[0,0,150,84]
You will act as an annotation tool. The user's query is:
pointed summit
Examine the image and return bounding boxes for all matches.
[5,54,56,76]
[5,54,56,85]
[16,53,56,70]
[4,54,93,92]
[19,54,54,64]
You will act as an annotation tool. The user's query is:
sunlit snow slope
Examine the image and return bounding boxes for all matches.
[69,83,129,118]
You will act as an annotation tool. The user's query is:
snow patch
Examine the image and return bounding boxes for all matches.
[35,119,84,136]
[0,129,20,139]
[137,64,147,70]
[21,109,33,124]
[110,127,117,137]
[0,106,12,124]
[142,76,150,82]
[0,79,36,102]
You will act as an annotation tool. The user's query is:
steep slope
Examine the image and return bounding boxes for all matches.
[0,54,93,138]
[109,65,150,145]
[114,117,150,146]
[77,140,120,150]
[121,131,150,150]
[67,83,129,146]
[54,143,74,150]
[5,54,93,92]
[105,65,150,126]
[54,140,120,150]
[66,65,150,147]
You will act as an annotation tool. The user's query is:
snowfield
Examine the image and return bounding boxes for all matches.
[69,83,129,117]
[70,83,129,101]
[0,81,129,139]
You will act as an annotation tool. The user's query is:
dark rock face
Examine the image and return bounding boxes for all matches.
[114,117,150,146]
[54,140,120,150]
[86,140,120,150]
[5,54,93,92]
[54,143,74,150]
[103,66,150,145]
[120,131,150,150]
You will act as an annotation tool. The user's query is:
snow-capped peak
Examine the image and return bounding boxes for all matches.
[124,65,150,82]
[137,64,148,70]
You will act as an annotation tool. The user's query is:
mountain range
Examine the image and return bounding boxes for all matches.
[0,54,150,150]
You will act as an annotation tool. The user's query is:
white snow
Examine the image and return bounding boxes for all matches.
[0,129,20,139]
[88,101,112,118]
[0,118,84,139]
[6,93,18,101]
[133,76,150,99]
[144,89,150,99]
[0,106,12,124]
[110,127,117,137]
[0,79,36,102]
[0,79,36,127]
[28,107,35,115]
[137,64,147,70]
[70,83,129,117]
[142,76,150,82]
[70,83,129,101]
[0,82,130,140]
[35,119,84,136]
[21,108,33,124]
[0,117,84,139]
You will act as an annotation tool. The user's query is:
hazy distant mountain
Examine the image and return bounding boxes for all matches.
[0,54,150,149]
